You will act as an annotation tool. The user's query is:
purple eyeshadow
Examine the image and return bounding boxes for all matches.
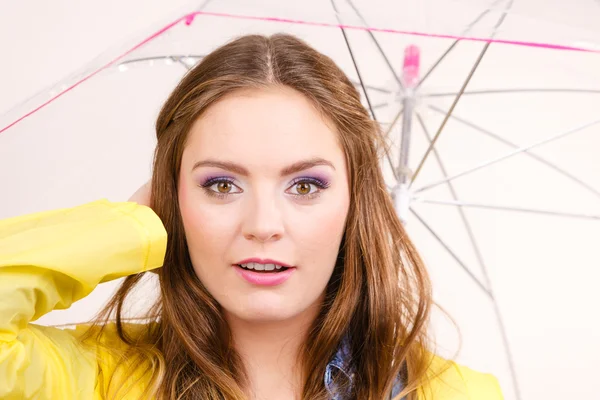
[291,174,331,188]
[196,173,331,189]
[198,175,235,187]
[306,173,331,185]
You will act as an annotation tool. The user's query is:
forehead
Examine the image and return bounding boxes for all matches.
[184,86,344,168]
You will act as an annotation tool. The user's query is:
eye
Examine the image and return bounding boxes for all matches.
[215,181,234,193]
[286,178,330,198]
[201,178,242,198]
[294,182,312,195]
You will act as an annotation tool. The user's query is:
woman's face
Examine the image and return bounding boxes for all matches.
[178,86,350,324]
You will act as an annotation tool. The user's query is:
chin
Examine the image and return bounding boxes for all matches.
[237,303,300,323]
[221,295,310,324]
[220,291,326,325]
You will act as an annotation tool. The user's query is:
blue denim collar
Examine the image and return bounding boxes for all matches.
[324,338,405,399]
[324,336,354,399]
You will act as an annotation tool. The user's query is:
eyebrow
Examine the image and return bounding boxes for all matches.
[191,157,336,176]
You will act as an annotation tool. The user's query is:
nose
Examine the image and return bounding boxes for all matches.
[241,191,284,243]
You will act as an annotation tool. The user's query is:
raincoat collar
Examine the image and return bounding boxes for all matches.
[324,337,405,399]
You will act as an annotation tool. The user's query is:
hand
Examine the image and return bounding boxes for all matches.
[129,180,160,275]
[128,180,152,207]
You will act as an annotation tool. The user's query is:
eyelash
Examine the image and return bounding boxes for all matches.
[199,177,330,200]
[200,177,238,200]
[288,177,330,200]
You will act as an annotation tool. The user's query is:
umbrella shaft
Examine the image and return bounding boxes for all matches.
[399,94,415,184]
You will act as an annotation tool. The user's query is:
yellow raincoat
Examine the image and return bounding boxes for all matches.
[0,200,504,399]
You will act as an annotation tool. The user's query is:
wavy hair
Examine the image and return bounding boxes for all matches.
[87,34,434,400]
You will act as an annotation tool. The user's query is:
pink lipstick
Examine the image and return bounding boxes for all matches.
[234,258,295,286]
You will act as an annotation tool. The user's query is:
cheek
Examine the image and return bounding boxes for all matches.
[178,181,238,261]
[292,194,349,267]
[303,209,346,247]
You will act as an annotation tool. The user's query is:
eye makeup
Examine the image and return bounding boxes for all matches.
[199,175,237,188]
[198,175,241,199]
[195,172,332,200]
[290,175,330,189]
[287,176,331,200]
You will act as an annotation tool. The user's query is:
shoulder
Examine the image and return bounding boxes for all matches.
[61,320,156,370]
[69,320,157,351]
[68,321,157,397]
[417,353,504,400]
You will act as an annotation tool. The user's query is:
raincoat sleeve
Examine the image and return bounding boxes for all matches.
[418,354,505,400]
[0,199,167,399]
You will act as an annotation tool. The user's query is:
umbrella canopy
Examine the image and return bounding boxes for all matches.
[1,1,599,400]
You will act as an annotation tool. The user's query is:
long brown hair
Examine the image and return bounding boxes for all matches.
[88,33,434,400]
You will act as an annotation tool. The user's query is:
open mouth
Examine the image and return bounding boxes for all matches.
[235,263,290,273]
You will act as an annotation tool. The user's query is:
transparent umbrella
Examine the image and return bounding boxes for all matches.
[1,1,599,400]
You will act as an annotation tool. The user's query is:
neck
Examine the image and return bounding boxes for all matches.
[226,304,321,400]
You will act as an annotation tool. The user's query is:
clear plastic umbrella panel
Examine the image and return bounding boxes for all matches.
[1,1,599,400]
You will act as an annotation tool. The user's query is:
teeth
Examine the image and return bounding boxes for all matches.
[239,263,285,271]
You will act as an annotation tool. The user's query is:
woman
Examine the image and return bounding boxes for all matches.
[0,34,503,399]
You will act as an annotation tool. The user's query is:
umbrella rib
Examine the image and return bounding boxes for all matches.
[330,0,377,121]
[409,209,492,298]
[414,116,527,388]
[118,54,205,68]
[409,43,491,189]
[350,82,394,94]
[330,0,401,183]
[491,0,514,30]
[427,105,600,199]
[331,0,402,184]
[412,195,524,400]
[378,109,405,183]
[171,56,193,71]
[378,108,404,182]
[372,101,391,109]
[416,42,459,91]
[414,112,497,280]
[340,29,377,121]
[414,112,500,296]
[343,0,404,91]
[425,88,600,97]
[384,109,404,136]
[414,117,600,194]
[410,0,514,188]
[415,199,600,220]
[420,3,525,398]
[416,0,508,89]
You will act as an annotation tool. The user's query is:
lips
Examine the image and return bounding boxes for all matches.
[233,258,296,286]
[237,262,288,272]
[235,258,294,269]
